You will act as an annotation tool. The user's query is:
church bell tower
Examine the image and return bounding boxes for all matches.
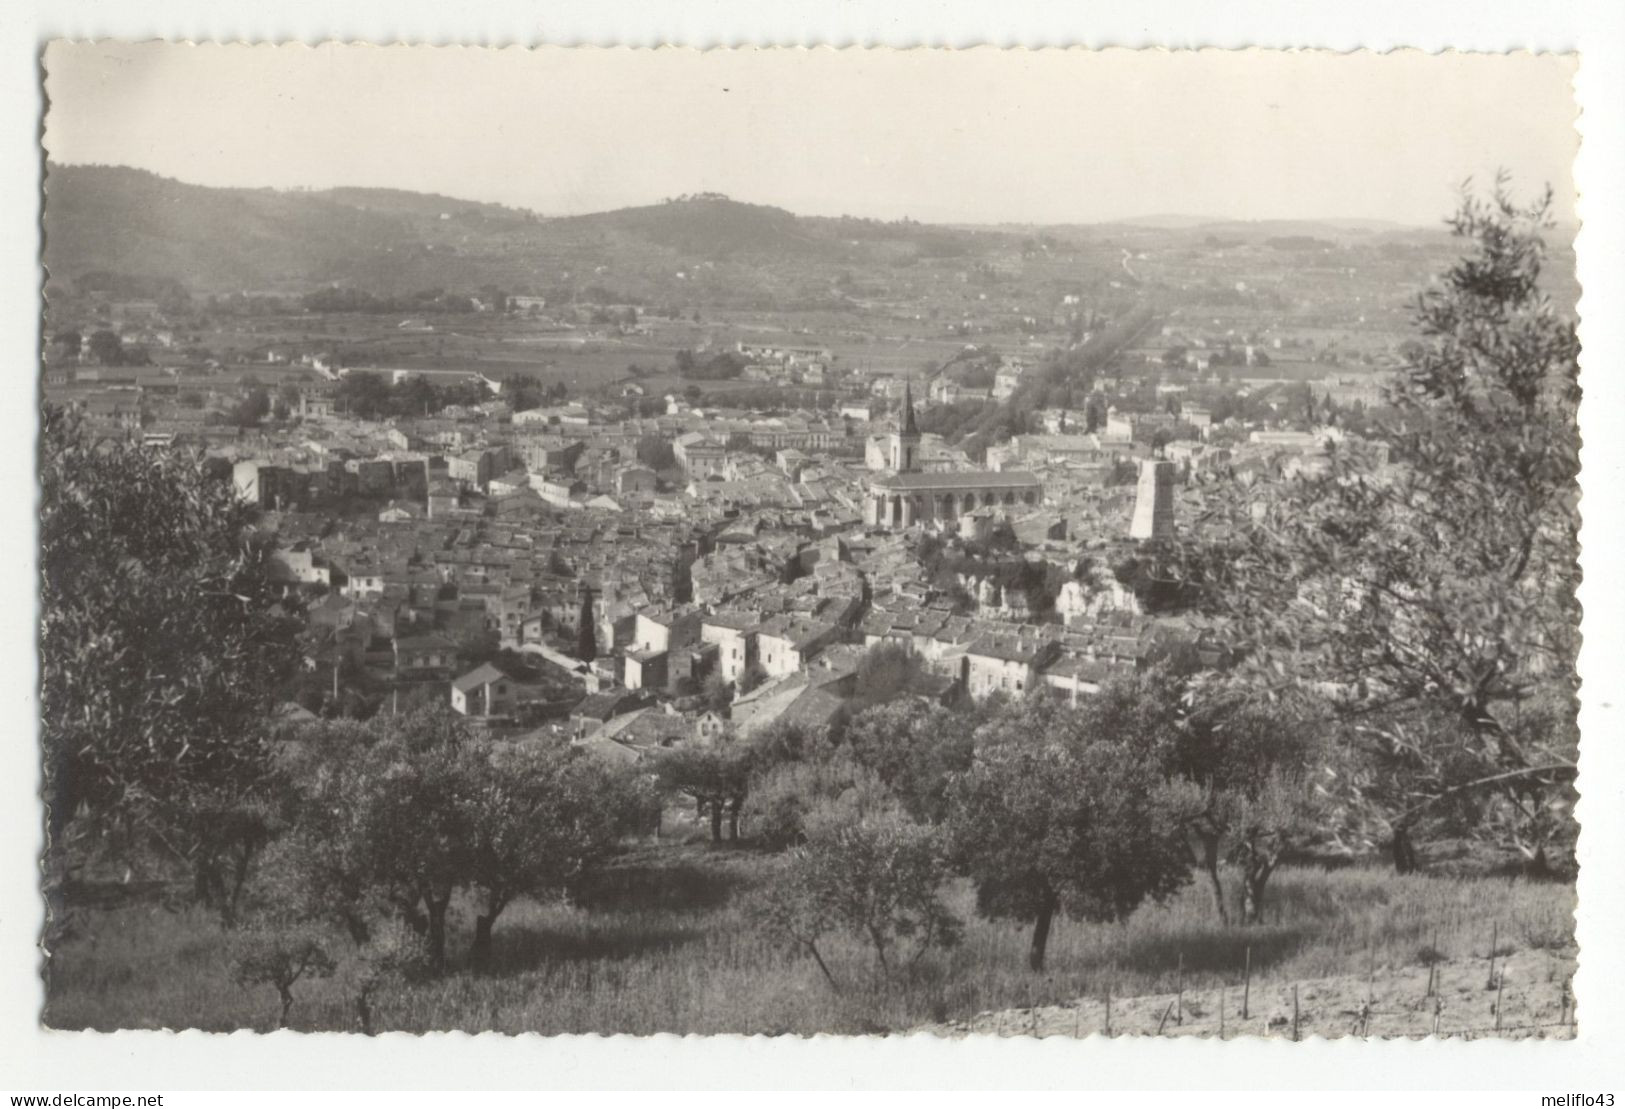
[891,381,921,473]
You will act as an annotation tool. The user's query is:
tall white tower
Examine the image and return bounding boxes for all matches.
[1129,459,1176,541]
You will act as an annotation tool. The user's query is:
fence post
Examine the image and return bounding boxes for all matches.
[1104,986,1112,1038]
[1242,945,1252,1020]
[1292,983,1300,1042]
[1219,986,1226,1041]
[1366,943,1376,1007]
[1495,970,1505,1032]
[1487,922,1499,990]
[1157,1000,1175,1036]
[1432,926,1440,995]
[1176,952,1184,1026]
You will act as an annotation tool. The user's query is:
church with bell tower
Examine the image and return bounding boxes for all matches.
[864,378,1044,530]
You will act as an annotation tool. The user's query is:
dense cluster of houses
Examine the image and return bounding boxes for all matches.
[45,327,1354,768]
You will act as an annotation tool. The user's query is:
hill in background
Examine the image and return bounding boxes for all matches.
[43,165,1013,305]
[47,164,1529,315]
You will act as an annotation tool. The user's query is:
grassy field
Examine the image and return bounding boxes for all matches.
[44,846,1576,1037]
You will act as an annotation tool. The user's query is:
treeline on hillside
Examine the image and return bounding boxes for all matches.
[1012,301,1160,409]
[703,386,845,414]
[935,346,1004,388]
[909,399,1001,443]
[69,270,192,305]
[302,286,494,315]
[914,303,1160,458]
[675,348,748,381]
[332,371,493,420]
[500,375,571,415]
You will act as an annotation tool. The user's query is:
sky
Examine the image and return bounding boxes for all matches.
[43,43,1580,226]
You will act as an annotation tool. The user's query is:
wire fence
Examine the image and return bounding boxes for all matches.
[974,921,1577,1041]
[1443,1020,1575,1039]
[986,1015,1578,1039]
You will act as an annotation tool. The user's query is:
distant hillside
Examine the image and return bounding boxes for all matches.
[43,164,543,296]
[1106,213,1219,230]
[557,195,817,258]
[1108,213,1435,233]
[42,165,1011,302]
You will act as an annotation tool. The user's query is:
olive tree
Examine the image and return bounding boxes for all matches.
[260,719,382,945]
[1173,689,1331,924]
[231,925,336,1030]
[948,694,1191,971]
[40,406,301,925]
[353,713,474,970]
[1185,180,1580,872]
[840,700,979,824]
[272,706,648,971]
[743,746,892,849]
[656,741,753,843]
[465,742,651,969]
[757,812,960,988]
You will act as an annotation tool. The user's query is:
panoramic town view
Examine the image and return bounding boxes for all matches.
[37,45,1581,1039]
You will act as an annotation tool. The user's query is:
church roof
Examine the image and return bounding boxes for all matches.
[872,470,1042,491]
